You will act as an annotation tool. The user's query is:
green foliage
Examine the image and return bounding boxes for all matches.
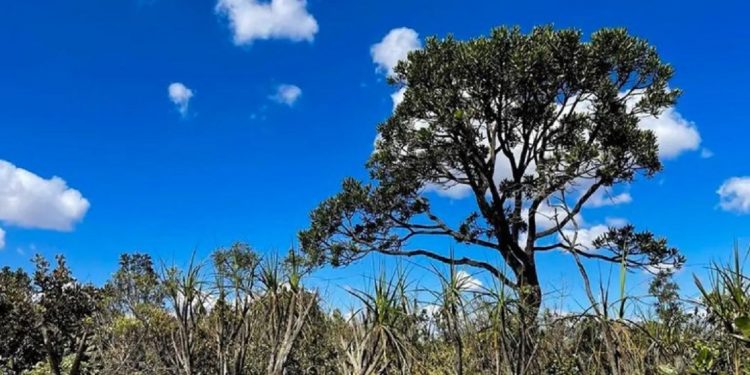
[0,267,43,373]
[1,243,750,374]
[695,243,750,344]
[690,341,720,374]
[337,268,419,375]
[22,354,93,375]
[300,25,683,314]
[32,254,99,375]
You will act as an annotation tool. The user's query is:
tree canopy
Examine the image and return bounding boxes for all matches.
[299,25,685,309]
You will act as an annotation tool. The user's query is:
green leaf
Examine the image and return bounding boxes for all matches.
[734,316,750,337]
[656,364,677,375]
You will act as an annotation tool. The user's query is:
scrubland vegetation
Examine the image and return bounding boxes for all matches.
[3,25,746,374]
[2,245,750,374]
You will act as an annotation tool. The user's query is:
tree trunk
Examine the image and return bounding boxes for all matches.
[69,331,89,375]
[517,257,542,317]
[41,326,63,375]
[449,304,463,375]
[453,334,464,375]
[515,258,542,374]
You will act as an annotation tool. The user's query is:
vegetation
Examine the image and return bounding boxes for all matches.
[300,25,683,315]
[1,244,750,374]
[1,26,745,374]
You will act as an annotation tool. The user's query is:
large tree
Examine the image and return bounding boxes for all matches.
[299,26,684,312]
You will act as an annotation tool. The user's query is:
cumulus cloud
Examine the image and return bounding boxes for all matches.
[0,160,90,231]
[421,303,441,318]
[518,201,583,233]
[587,189,633,208]
[216,0,318,44]
[555,92,701,160]
[456,270,483,291]
[0,227,5,250]
[556,217,627,252]
[168,82,194,117]
[391,87,406,110]
[645,262,677,274]
[559,224,609,252]
[637,107,701,159]
[422,180,473,200]
[371,27,421,77]
[718,177,750,214]
[271,84,302,106]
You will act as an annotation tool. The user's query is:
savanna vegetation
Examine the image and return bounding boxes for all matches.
[2,244,750,374]
[2,26,748,374]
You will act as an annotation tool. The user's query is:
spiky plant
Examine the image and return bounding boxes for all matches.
[338,269,415,375]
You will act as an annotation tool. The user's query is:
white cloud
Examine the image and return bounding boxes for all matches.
[0,227,5,250]
[421,303,440,318]
[645,262,677,274]
[562,93,701,160]
[371,27,421,77]
[0,160,90,231]
[637,107,701,159]
[718,177,750,214]
[456,270,482,291]
[522,201,584,232]
[271,84,302,106]
[587,189,632,208]
[216,0,318,44]
[422,180,473,200]
[168,82,194,117]
[559,224,609,252]
[391,87,406,110]
[557,218,625,253]
[700,148,714,159]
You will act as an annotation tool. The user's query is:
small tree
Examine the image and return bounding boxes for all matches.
[162,257,209,375]
[95,253,172,374]
[300,25,684,313]
[260,251,318,375]
[0,267,43,373]
[210,242,261,375]
[336,270,416,375]
[107,253,163,315]
[32,255,99,375]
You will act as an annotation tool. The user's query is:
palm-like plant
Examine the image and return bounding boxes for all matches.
[694,243,750,344]
[260,251,318,375]
[429,263,473,375]
[338,269,415,375]
[162,256,208,375]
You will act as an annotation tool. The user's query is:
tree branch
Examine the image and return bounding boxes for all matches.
[536,180,604,238]
[377,247,515,288]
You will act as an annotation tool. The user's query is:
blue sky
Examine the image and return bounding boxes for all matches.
[1,0,749,308]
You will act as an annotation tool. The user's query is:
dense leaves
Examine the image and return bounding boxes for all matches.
[300,25,684,311]
[0,267,43,372]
